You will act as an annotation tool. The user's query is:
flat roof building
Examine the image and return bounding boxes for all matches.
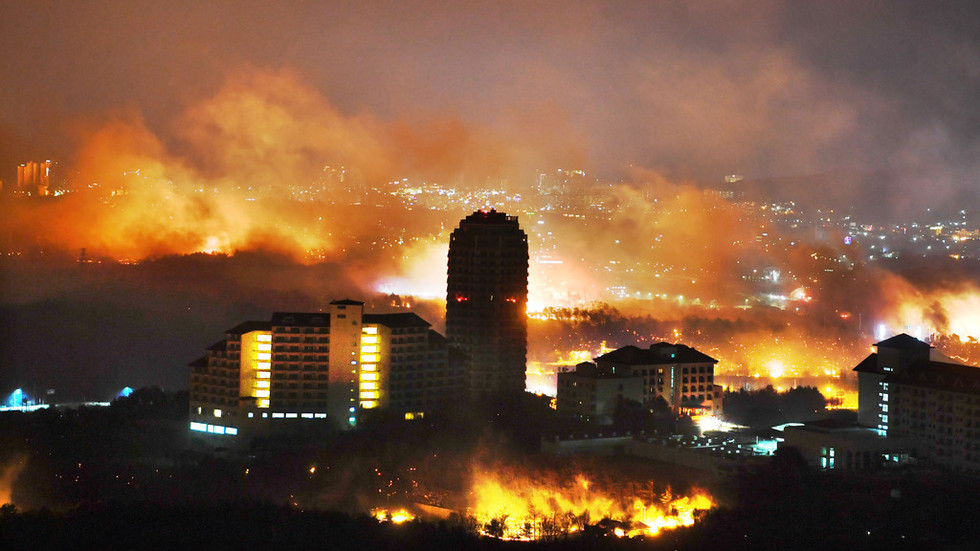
[189,301,465,450]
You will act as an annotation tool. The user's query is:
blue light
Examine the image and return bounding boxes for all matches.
[118,386,134,398]
[5,388,24,408]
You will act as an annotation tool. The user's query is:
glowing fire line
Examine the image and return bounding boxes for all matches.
[467,471,713,540]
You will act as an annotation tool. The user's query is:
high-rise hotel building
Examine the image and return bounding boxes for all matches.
[188,300,465,448]
[446,209,529,396]
[853,333,980,476]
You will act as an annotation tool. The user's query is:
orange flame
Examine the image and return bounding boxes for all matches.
[468,469,712,540]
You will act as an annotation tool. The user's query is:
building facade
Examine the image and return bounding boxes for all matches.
[853,333,931,433]
[594,343,718,414]
[853,333,980,476]
[189,300,465,448]
[446,209,529,396]
[556,362,644,422]
[780,420,912,472]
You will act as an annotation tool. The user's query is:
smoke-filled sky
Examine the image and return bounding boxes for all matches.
[3,0,980,198]
[4,1,980,400]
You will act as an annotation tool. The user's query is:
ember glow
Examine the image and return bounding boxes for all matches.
[468,469,712,540]
[372,508,415,524]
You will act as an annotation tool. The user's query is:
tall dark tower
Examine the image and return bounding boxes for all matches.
[447,209,529,396]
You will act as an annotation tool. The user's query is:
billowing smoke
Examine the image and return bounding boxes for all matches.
[3,64,980,401]
[1,67,584,263]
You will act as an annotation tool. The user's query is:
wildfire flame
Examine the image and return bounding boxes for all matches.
[372,508,415,524]
[468,470,712,540]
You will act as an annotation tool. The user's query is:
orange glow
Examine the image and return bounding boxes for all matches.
[0,456,26,506]
[468,469,713,540]
[789,287,812,302]
[890,288,980,342]
[372,508,415,524]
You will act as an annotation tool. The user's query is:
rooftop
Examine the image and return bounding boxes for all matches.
[596,343,717,365]
[875,333,931,350]
[363,312,431,328]
[459,208,519,226]
[330,299,364,306]
[852,352,880,374]
[560,361,640,379]
[270,312,329,327]
[884,359,980,396]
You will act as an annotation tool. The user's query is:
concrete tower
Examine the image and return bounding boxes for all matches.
[446,209,529,396]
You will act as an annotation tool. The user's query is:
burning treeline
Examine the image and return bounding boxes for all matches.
[465,468,712,540]
[3,67,980,387]
[367,458,714,541]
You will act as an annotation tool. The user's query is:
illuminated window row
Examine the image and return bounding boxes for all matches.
[254,412,328,419]
[189,421,238,436]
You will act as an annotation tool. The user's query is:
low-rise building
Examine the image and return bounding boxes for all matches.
[594,343,718,414]
[780,419,913,472]
[556,362,644,423]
